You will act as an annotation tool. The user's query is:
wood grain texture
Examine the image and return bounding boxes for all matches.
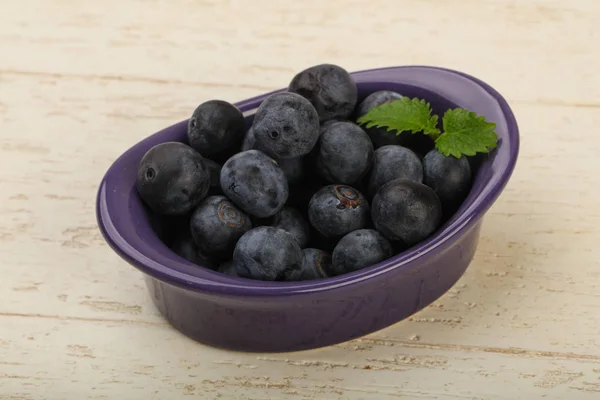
[1,0,599,398]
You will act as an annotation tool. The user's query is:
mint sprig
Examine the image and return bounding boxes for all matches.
[436,109,498,158]
[357,97,498,158]
[357,97,440,136]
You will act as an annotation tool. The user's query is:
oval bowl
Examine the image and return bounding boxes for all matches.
[96,65,519,352]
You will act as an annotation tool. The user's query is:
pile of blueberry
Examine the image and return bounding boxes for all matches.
[137,64,473,281]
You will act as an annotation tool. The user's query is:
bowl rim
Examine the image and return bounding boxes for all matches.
[96,65,520,297]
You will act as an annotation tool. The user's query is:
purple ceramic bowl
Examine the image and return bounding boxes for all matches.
[96,66,519,353]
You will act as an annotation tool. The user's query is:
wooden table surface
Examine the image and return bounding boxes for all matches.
[1,0,599,399]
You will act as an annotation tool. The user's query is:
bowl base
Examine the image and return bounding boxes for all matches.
[144,221,481,353]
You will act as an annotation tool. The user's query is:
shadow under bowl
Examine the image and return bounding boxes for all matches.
[96,65,519,353]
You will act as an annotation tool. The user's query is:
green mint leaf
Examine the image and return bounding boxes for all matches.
[435,108,498,158]
[356,97,441,136]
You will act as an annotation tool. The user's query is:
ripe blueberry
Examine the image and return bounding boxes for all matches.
[368,145,423,198]
[190,195,252,259]
[286,248,331,281]
[371,179,442,246]
[187,100,246,160]
[308,184,370,238]
[423,149,472,214]
[314,121,374,185]
[220,150,289,218]
[331,229,393,275]
[232,226,303,281]
[170,232,217,270]
[136,142,211,215]
[289,64,358,122]
[271,206,310,248]
[242,126,305,184]
[252,92,320,159]
[357,90,403,117]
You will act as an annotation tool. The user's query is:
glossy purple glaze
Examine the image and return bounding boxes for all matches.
[96,66,519,352]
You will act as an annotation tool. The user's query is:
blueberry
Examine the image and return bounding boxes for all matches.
[232,226,303,281]
[137,142,211,215]
[371,179,442,246]
[314,121,374,185]
[423,149,472,215]
[331,229,393,275]
[286,248,331,281]
[242,125,305,184]
[357,90,403,117]
[308,184,370,238]
[356,90,410,148]
[368,145,423,198]
[252,92,320,159]
[271,206,310,248]
[170,232,217,270]
[248,206,310,247]
[289,64,358,122]
[218,260,239,277]
[220,150,289,218]
[187,100,246,159]
[190,195,252,259]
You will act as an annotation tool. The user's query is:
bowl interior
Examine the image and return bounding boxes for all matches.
[149,82,465,248]
[97,66,519,295]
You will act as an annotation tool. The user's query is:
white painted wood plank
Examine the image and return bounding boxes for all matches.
[2,317,600,399]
